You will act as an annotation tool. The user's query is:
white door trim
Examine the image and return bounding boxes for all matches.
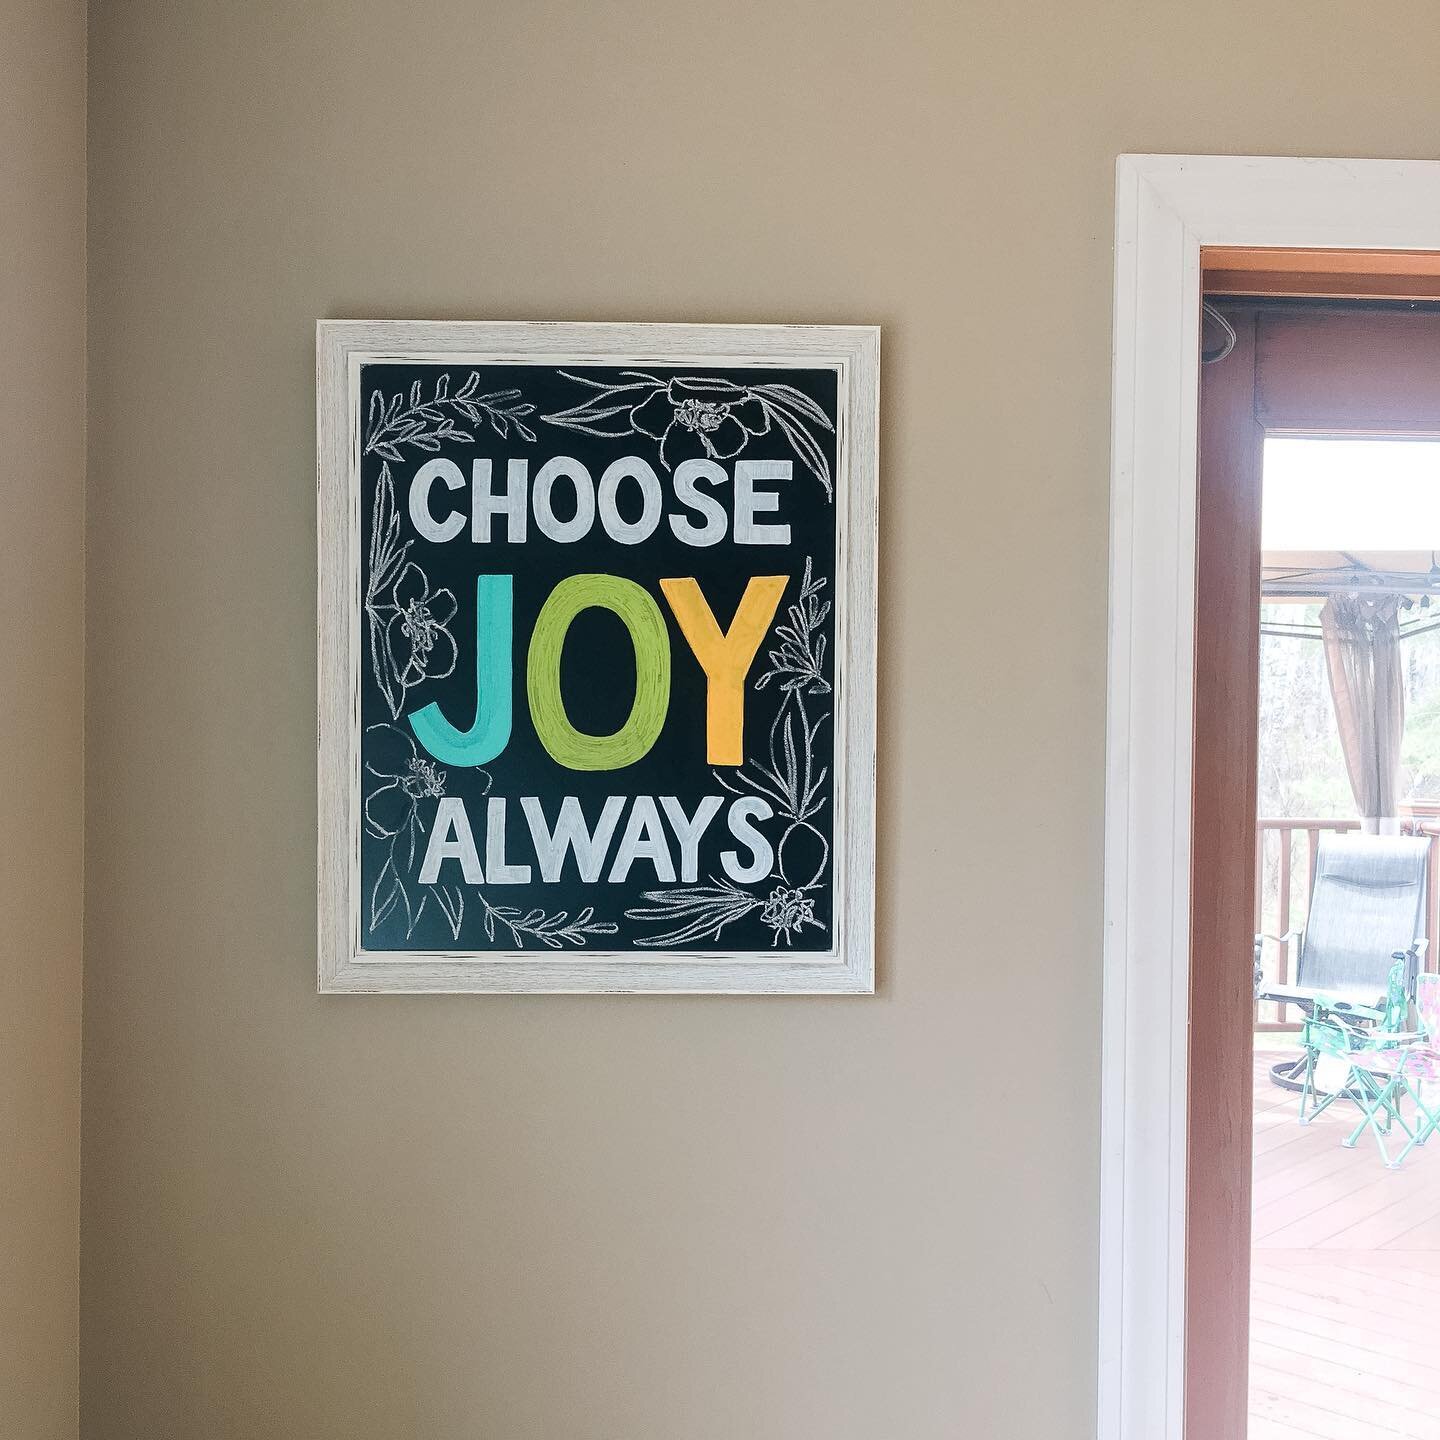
[1100,154,1440,1440]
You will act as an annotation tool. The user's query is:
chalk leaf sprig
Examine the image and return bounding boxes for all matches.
[364,371,537,461]
[747,382,835,499]
[624,879,762,946]
[757,557,831,697]
[480,900,619,950]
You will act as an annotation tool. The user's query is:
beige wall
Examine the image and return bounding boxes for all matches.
[81,2,1440,1437]
[1,0,86,1435]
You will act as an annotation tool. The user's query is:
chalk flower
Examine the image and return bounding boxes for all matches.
[630,377,771,469]
[759,886,821,946]
[363,724,477,942]
[385,563,458,690]
[544,371,835,498]
[363,724,450,838]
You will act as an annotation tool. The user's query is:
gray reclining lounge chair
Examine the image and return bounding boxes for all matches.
[1256,833,1430,1088]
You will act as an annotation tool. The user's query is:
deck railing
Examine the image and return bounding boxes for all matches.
[1254,814,1440,1031]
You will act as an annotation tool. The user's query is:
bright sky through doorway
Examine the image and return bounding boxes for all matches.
[1263,437,1440,550]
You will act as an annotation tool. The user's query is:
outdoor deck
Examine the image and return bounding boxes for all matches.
[1252,1045,1440,1440]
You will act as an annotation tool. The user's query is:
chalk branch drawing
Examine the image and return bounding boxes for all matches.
[365,371,537,461]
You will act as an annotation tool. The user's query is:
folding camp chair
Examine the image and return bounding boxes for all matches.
[1256,833,1430,1094]
[1296,957,1421,1164]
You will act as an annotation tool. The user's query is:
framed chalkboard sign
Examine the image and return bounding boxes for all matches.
[317,321,877,993]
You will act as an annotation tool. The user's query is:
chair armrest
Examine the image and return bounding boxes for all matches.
[1254,930,1303,999]
[1373,1030,1428,1047]
[1257,983,1318,1005]
[1259,983,1385,1022]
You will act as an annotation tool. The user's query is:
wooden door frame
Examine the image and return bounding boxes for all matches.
[1186,300,1440,1440]
[1100,154,1440,1440]
[1187,299,1262,1440]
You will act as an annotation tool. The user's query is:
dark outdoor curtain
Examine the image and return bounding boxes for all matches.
[1320,593,1406,833]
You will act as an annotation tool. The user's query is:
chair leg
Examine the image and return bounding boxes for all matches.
[1391,1075,1440,1166]
[1342,1071,1416,1166]
[1416,1080,1440,1146]
[1299,1045,1326,1124]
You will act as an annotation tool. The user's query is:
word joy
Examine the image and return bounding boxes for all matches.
[408,572,789,773]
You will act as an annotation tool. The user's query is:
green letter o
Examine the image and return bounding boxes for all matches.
[527,574,671,770]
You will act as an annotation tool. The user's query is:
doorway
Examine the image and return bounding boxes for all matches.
[1099,154,1440,1440]
[1193,288,1440,1439]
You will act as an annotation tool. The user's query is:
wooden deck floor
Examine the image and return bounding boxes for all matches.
[1252,1045,1440,1440]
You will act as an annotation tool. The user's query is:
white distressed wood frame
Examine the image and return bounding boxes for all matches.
[318,320,879,995]
[1102,155,1440,1440]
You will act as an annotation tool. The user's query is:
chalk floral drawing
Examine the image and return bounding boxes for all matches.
[364,371,536,461]
[364,465,459,718]
[542,371,836,497]
[363,723,470,941]
[624,876,828,950]
[630,378,773,467]
[760,886,822,946]
[385,563,458,691]
[363,739,447,840]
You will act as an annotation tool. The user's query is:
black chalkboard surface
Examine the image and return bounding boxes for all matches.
[356,360,841,956]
